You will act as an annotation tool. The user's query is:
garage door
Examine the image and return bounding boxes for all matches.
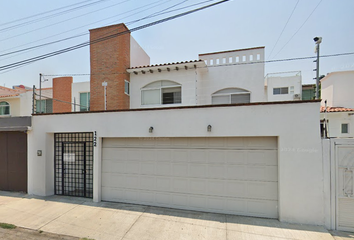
[0,132,27,192]
[102,137,278,218]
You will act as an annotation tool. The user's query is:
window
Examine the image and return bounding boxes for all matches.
[212,88,250,104]
[273,87,289,95]
[124,80,130,95]
[342,123,349,134]
[80,92,90,111]
[141,80,181,105]
[36,99,53,113]
[0,101,10,115]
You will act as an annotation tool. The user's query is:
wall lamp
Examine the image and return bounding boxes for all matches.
[207,125,212,132]
[149,126,154,133]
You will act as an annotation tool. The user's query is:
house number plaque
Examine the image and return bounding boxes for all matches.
[93,131,97,147]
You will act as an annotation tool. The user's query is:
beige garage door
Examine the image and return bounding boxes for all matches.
[102,137,278,218]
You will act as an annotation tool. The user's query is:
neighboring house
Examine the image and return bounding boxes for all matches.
[302,84,316,100]
[26,23,330,229]
[0,79,89,193]
[0,85,31,193]
[320,71,354,138]
[264,71,302,102]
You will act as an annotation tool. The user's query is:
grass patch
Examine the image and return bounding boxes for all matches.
[0,223,16,229]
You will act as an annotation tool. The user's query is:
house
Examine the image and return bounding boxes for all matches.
[25,23,329,229]
[0,79,89,193]
[320,71,354,138]
[264,71,302,102]
[0,85,31,192]
[88,24,265,111]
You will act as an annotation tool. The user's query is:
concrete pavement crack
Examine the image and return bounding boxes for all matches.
[120,206,149,240]
[225,214,228,240]
[36,201,84,231]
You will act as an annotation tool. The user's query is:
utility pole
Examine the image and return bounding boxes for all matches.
[39,73,42,113]
[32,85,35,114]
[314,37,322,99]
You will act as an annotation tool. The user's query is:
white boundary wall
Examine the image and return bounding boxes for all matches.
[28,101,324,226]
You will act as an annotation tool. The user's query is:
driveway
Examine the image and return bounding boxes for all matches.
[0,191,337,240]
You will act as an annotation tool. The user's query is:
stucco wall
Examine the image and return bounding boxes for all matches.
[321,112,354,138]
[130,68,198,109]
[72,81,90,112]
[130,36,150,68]
[198,47,266,104]
[266,74,302,102]
[28,101,324,226]
[20,92,34,116]
[0,97,21,116]
[321,71,354,108]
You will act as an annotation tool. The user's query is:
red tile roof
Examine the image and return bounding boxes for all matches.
[0,86,24,98]
[129,60,203,69]
[321,106,354,112]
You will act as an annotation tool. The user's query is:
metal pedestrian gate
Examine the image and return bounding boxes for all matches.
[54,133,93,198]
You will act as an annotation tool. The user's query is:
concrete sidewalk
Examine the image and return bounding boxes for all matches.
[0,191,336,240]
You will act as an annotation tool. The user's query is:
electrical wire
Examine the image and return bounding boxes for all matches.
[41,52,354,77]
[267,0,299,60]
[0,0,131,43]
[0,0,230,72]
[0,0,111,32]
[272,0,323,58]
[0,0,180,57]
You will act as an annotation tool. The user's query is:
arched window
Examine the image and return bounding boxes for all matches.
[212,88,250,104]
[141,80,181,105]
[0,101,10,115]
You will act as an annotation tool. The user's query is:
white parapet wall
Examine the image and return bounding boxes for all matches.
[28,100,324,226]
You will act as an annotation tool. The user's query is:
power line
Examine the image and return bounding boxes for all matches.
[0,0,199,58]
[0,0,111,32]
[0,0,131,43]
[267,0,299,60]
[0,0,95,27]
[41,51,354,77]
[0,0,230,72]
[272,0,323,59]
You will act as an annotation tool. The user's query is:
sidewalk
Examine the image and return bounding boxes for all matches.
[0,191,337,240]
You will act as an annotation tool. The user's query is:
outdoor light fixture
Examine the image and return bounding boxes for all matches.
[149,126,154,133]
[313,37,322,44]
[207,125,212,132]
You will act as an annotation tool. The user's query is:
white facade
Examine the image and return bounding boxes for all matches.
[128,47,266,109]
[130,36,150,68]
[321,71,354,109]
[320,111,354,138]
[0,91,33,117]
[72,81,90,112]
[320,71,354,138]
[265,71,302,102]
[28,101,324,226]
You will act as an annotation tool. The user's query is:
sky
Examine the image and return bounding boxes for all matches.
[0,0,353,89]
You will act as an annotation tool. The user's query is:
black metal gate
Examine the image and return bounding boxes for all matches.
[54,133,93,198]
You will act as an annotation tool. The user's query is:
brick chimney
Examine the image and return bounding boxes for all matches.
[52,77,73,113]
[89,23,130,111]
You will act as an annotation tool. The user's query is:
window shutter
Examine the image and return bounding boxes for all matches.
[231,93,250,104]
[46,99,53,113]
[212,95,229,104]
